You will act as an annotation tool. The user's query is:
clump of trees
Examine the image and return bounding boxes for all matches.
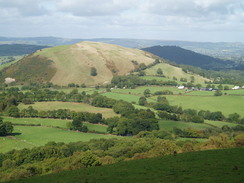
[0,118,13,136]
[90,67,97,76]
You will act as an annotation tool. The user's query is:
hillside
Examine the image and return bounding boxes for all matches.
[8,147,244,183]
[142,46,234,70]
[0,42,156,86]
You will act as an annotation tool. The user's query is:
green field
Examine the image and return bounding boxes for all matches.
[186,89,244,96]
[162,95,244,117]
[9,147,244,183]
[0,126,118,153]
[159,120,214,130]
[205,120,242,128]
[18,101,119,118]
[112,86,181,95]
[0,137,35,153]
[3,117,108,133]
[145,63,209,84]
[3,117,69,128]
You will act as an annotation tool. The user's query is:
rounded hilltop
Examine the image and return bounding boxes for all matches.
[0,41,156,86]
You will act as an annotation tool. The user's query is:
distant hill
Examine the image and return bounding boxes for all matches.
[0,44,49,56]
[142,45,234,70]
[0,41,156,86]
[9,147,244,183]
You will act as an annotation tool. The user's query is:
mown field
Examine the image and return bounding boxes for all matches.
[163,95,244,117]
[18,101,119,118]
[8,147,244,183]
[0,125,117,153]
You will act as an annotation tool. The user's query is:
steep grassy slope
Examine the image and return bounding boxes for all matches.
[0,42,156,86]
[8,147,244,183]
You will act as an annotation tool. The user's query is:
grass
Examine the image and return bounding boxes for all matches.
[3,117,69,128]
[162,95,244,117]
[186,89,244,96]
[9,147,244,183]
[112,86,181,95]
[18,101,119,118]
[205,120,242,128]
[1,126,118,150]
[102,92,155,104]
[83,122,108,133]
[3,117,108,133]
[159,120,215,131]
[145,63,210,84]
[0,137,35,153]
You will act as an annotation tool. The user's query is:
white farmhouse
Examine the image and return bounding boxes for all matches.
[178,85,185,89]
[232,86,240,90]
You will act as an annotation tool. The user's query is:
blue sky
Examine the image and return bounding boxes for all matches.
[0,0,243,42]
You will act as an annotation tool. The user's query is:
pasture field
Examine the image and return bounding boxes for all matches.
[18,101,119,118]
[112,86,181,95]
[225,89,244,95]
[185,89,244,96]
[205,120,242,128]
[83,122,108,133]
[161,95,244,117]
[159,120,214,131]
[3,117,108,133]
[0,126,118,152]
[102,92,155,104]
[10,147,244,183]
[0,137,35,153]
[185,90,216,96]
[3,117,69,128]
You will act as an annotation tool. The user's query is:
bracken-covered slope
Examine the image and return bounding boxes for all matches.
[0,42,156,86]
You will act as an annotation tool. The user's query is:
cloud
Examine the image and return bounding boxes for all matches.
[56,0,138,16]
[0,0,51,16]
[0,0,243,42]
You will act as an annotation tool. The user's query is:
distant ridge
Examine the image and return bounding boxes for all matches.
[142,45,233,70]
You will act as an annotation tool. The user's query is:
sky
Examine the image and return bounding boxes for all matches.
[0,0,244,42]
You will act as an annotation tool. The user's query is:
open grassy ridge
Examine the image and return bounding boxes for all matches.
[0,41,157,86]
[8,147,244,183]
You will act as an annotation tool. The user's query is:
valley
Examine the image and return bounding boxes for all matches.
[0,40,243,182]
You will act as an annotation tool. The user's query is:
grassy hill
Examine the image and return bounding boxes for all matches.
[8,147,244,183]
[0,42,156,86]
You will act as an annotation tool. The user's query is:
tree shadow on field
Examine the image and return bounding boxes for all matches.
[11,132,22,136]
